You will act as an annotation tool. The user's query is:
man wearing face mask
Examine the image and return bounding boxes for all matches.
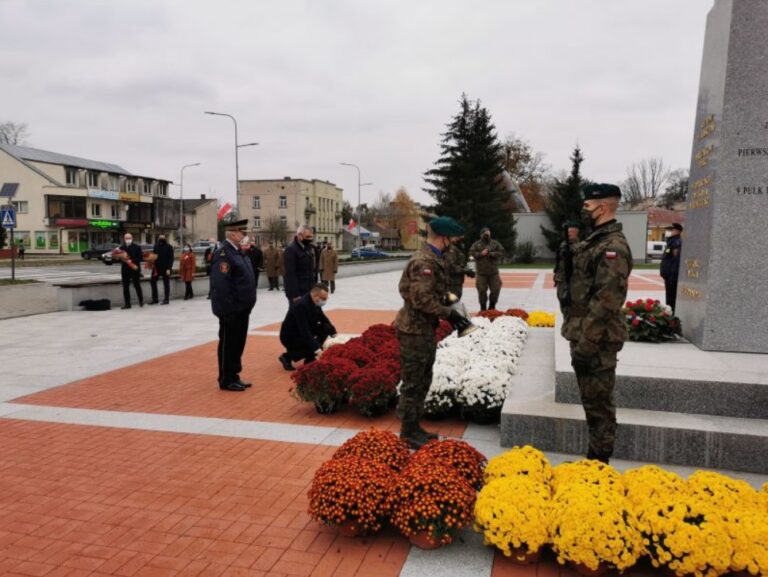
[149,235,174,305]
[278,283,337,370]
[469,227,505,311]
[210,220,256,392]
[562,183,632,464]
[443,235,475,300]
[660,223,683,312]
[118,233,144,309]
[283,225,316,303]
[395,216,471,449]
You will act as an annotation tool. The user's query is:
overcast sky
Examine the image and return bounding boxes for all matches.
[0,0,712,208]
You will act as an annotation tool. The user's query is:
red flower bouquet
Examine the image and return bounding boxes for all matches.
[622,298,682,343]
[321,340,375,368]
[290,357,357,414]
[388,461,476,547]
[308,455,394,536]
[332,429,411,472]
[408,439,487,490]
[505,308,529,321]
[475,309,505,321]
[361,323,397,349]
[348,365,399,417]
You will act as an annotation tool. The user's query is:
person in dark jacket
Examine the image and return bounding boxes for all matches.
[660,223,683,312]
[283,225,316,303]
[211,220,256,392]
[204,238,216,299]
[118,233,144,309]
[278,283,337,370]
[149,235,174,305]
[243,241,264,293]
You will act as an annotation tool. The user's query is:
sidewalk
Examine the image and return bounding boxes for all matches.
[0,269,762,577]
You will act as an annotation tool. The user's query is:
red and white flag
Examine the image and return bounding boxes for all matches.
[348,218,357,231]
[217,202,233,221]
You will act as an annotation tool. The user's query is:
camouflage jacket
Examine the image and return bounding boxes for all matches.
[561,221,633,356]
[395,244,452,335]
[469,238,504,276]
[443,243,467,280]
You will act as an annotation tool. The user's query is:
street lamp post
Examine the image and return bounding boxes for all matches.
[339,162,368,250]
[179,163,201,247]
[204,111,258,209]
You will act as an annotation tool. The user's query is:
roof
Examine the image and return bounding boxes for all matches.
[182,198,216,212]
[647,207,686,227]
[0,143,133,176]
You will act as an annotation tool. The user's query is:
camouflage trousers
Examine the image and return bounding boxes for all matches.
[569,341,621,460]
[396,330,437,422]
[476,273,502,310]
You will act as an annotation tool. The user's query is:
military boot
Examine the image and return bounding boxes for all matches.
[587,449,610,465]
[415,422,439,441]
[400,420,430,450]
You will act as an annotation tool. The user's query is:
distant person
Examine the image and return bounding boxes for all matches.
[444,236,474,300]
[313,241,323,282]
[204,238,216,300]
[660,223,683,312]
[553,220,583,318]
[149,235,174,305]
[210,220,256,392]
[319,242,339,293]
[283,225,316,303]
[179,243,196,300]
[264,241,281,291]
[17,240,25,260]
[278,283,337,371]
[117,233,144,309]
[243,240,264,293]
[469,227,505,311]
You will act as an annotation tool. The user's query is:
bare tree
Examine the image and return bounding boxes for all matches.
[500,133,550,185]
[264,215,289,244]
[0,121,29,145]
[658,169,689,209]
[622,157,671,205]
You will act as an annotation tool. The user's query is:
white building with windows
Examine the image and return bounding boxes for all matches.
[0,143,171,254]
[239,177,344,248]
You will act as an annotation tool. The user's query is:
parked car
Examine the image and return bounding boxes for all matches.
[647,241,666,260]
[351,246,390,259]
[191,239,215,254]
[100,243,154,265]
[81,243,119,260]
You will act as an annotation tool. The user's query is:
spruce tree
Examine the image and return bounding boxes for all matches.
[424,94,516,254]
[540,146,588,252]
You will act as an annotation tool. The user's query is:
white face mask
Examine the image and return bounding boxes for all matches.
[125,239,132,246]
[240,235,250,246]
[664,231,672,239]
[317,298,327,307]
[183,247,190,253]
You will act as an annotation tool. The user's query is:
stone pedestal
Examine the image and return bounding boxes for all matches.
[677,0,768,353]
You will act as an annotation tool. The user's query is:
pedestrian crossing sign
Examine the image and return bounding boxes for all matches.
[0,208,16,229]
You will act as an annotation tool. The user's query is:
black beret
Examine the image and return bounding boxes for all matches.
[562,220,583,230]
[223,219,249,231]
[583,183,622,200]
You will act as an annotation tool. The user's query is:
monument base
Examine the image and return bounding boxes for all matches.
[500,328,768,474]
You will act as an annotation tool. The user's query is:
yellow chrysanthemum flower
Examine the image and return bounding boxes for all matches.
[526,310,555,327]
[483,445,553,485]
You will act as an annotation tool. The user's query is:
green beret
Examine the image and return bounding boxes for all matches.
[583,183,621,200]
[429,216,464,236]
[562,219,583,230]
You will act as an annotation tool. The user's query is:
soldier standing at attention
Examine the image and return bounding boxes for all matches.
[395,216,472,449]
[443,236,475,300]
[211,220,256,392]
[660,223,683,312]
[469,227,505,310]
[553,220,583,318]
[562,184,632,464]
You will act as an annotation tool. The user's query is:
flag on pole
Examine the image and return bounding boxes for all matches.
[348,218,357,232]
[217,202,233,221]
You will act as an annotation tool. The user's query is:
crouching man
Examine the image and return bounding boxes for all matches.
[278,283,337,371]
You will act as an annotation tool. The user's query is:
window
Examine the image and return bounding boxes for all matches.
[280,215,287,226]
[12,201,28,213]
[252,196,261,209]
[110,204,118,218]
[305,196,311,207]
[143,181,152,195]
[126,180,136,193]
[47,196,86,219]
[157,183,167,197]
[254,217,261,229]
[91,203,101,217]
[108,175,119,192]
[87,172,100,188]
[65,167,78,186]
[279,196,287,208]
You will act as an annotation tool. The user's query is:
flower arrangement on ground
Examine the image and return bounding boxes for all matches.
[484,445,553,485]
[409,439,487,490]
[505,308,529,321]
[290,357,358,414]
[332,428,411,472]
[308,455,394,536]
[322,334,353,350]
[526,310,556,327]
[475,309,505,321]
[360,323,397,350]
[348,364,399,417]
[551,459,624,496]
[474,475,551,562]
[388,461,476,547]
[321,338,375,367]
[623,298,682,342]
[622,465,685,510]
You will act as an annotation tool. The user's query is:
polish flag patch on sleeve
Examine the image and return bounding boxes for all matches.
[605,251,617,260]
[422,268,433,276]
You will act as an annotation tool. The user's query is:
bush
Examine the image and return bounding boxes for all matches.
[515,240,537,264]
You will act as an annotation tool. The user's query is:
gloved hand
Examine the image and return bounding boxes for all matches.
[571,354,592,377]
[464,269,476,279]
[447,309,470,332]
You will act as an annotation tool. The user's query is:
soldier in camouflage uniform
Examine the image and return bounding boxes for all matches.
[395,216,471,449]
[561,183,633,464]
[443,237,475,300]
[553,220,583,318]
[469,227,505,310]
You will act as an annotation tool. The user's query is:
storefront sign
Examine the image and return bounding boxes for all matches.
[119,192,141,202]
[53,218,89,227]
[88,188,119,200]
[121,222,151,229]
[89,219,119,230]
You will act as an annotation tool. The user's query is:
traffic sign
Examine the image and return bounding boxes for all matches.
[0,207,16,229]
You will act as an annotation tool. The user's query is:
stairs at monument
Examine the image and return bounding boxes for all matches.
[500,329,768,474]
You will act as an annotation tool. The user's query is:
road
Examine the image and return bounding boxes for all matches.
[0,260,121,283]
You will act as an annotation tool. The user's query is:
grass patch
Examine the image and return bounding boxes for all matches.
[0,279,39,286]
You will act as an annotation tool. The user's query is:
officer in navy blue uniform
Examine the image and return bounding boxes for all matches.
[211,220,257,391]
[660,222,683,312]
